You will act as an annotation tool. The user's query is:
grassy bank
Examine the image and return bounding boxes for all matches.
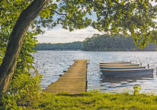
[19,91,157,110]
[1,85,157,110]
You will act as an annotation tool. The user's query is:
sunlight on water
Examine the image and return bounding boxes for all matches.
[33,51,157,94]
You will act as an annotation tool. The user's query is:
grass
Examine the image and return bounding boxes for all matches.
[1,85,157,110]
[22,91,157,110]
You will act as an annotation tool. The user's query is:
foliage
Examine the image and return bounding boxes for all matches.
[82,34,157,51]
[2,71,42,110]
[133,84,142,95]
[93,0,157,49]
[14,31,38,76]
[35,41,83,50]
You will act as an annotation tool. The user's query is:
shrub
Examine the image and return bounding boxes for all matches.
[2,71,42,109]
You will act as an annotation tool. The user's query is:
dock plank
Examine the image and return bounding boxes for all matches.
[43,60,88,94]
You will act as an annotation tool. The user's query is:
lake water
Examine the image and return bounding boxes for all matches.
[33,51,157,94]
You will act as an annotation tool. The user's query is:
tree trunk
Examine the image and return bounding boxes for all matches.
[0,0,49,94]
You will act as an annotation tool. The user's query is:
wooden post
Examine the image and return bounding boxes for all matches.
[147,64,149,69]
[59,74,62,77]
[86,80,88,92]
[86,63,88,92]
[140,63,142,66]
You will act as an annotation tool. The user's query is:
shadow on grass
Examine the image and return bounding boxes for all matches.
[56,92,93,97]
[55,89,101,97]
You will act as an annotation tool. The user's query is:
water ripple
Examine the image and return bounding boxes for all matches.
[33,51,157,94]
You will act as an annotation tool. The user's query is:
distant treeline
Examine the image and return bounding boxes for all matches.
[82,34,157,51]
[35,34,157,51]
[35,41,83,50]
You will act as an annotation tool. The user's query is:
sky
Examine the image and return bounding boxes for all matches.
[36,26,102,43]
[36,12,102,43]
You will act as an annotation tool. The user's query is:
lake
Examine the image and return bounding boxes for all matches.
[33,51,157,94]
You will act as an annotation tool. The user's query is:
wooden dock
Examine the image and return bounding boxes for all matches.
[43,60,89,94]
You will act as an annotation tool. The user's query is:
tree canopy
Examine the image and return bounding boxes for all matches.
[92,0,157,48]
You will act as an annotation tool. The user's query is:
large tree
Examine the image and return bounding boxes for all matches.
[0,0,157,93]
[0,0,50,93]
[0,0,94,93]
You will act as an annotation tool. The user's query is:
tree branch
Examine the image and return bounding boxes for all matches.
[51,9,80,25]
[50,9,67,15]
[112,0,125,7]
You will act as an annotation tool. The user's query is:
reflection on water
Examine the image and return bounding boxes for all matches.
[33,51,157,94]
[100,74,154,83]
[98,74,155,93]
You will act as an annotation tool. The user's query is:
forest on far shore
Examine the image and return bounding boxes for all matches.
[35,34,157,51]
[35,41,83,50]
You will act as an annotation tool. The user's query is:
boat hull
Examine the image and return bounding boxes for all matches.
[100,64,140,66]
[101,69,154,77]
[100,66,145,70]
[100,61,131,64]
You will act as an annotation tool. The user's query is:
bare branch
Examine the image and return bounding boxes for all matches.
[50,9,67,15]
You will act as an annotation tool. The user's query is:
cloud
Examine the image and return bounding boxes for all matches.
[36,26,102,43]
[35,9,100,44]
